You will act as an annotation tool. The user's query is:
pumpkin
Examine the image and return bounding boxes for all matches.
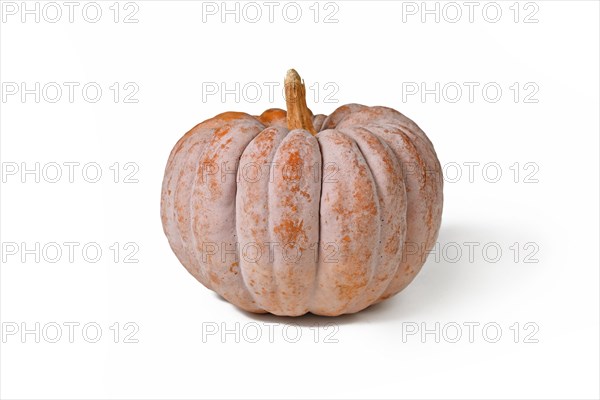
[161,70,443,316]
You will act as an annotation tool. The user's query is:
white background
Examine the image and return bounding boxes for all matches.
[1,1,599,399]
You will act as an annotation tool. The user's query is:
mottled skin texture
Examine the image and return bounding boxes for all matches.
[161,105,443,316]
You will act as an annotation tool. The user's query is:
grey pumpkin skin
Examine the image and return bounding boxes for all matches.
[161,72,443,317]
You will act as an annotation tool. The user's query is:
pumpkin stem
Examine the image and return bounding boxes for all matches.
[285,69,316,135]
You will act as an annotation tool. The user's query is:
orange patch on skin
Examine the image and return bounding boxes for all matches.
[202,157,221,197]
[214,111,248,122]
[199,141,226,197]
[252,128,278,159]
[208,271,220,285]
[336,276,368,302]
[258,109,286,127]
[213,126,230,140]
[207,175,220,197]
[229,262,239,274]
[273,219,307,244]
[384,232,400,254]
[220,137,233,149]
[283,149,303,182]
[255,128,276,143]
[331,201,348,216]
[353,188,378,216]
[290,185,311,200]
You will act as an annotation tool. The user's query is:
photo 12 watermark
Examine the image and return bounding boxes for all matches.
[1,1,140,24]
[399,1,539,24]
[2,321,140,344]
[401,82,540,104]
[1,242,140,264]
[442,161,540,184]
[1,162,140,184]
[423,241,539,265]
[201,321,340,343]
[401,321,540,343]
[1,82,140,104]
[168,239,539,267]
[201,81,339,104]
[200,1,340,24]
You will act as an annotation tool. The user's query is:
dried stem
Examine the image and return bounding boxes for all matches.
[284,69,316,135]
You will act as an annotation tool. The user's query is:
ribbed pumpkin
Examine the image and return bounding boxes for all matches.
[161,70,443,316]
